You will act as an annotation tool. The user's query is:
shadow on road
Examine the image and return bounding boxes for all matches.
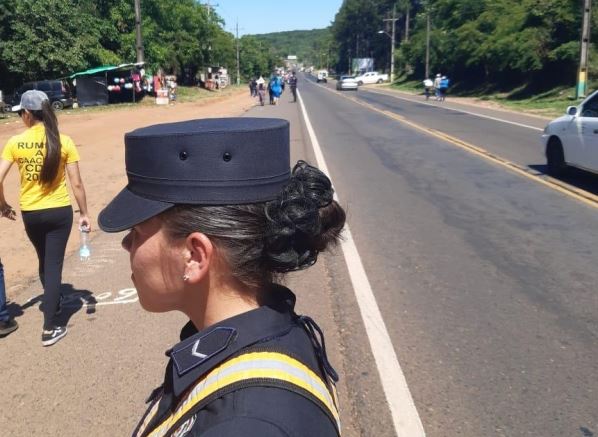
[9,283,97,326]
[529,164,598,196]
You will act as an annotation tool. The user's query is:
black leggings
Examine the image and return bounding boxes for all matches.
[22,206,73,330]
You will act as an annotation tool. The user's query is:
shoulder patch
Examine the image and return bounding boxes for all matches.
[171,326,236,376]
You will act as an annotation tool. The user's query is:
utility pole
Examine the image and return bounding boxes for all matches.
[405,6,410,42]
[236,20,240,86]
[134,0,144,63]
[425,9,431,79]
[576,0,592,99]
[382,6,398,83]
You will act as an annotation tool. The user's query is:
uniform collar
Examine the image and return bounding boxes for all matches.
[166,285,298,399]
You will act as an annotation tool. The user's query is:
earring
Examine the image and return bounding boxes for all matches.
[182,274,189,282]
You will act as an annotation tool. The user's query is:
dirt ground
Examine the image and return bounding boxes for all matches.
[0,89,253,297]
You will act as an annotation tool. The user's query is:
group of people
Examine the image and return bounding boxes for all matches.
[0,87,344,434]
[423,73,450,101]
[249,71,298,106]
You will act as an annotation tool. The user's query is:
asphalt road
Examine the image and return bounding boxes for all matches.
[298,74,598,436]
[344,82,598,197]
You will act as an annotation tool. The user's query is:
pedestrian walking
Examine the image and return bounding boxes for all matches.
[433,73,442,101]
[0,256,18,337]
[290,71,298,102]
[423,77,434,100]
[439,76,450,102]
[268,77,275,104]
[98,118,345,437]
[0,90,91,346]
[270,75,283,105]
[257,82,266,106]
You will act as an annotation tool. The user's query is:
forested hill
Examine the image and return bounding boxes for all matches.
[250,29,332,66]
[331,0,595,92]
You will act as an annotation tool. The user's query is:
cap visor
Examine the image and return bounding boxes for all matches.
[98,187,174,232]
[11,105,21,112]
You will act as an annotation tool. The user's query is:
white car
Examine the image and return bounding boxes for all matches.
[316,70,328,83]
[542,90,598,176]
[336,76,358,91]
[354,71,388,85]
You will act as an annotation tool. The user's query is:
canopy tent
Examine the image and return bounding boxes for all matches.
[70,63,145,107]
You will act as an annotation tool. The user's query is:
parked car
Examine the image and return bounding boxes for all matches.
[354,71,389,86]
[542,90,598,176]
[8,79,73,110]
[316,70,328,83]
[336,75,358,91]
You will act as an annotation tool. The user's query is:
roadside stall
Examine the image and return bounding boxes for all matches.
[70,62,146,107]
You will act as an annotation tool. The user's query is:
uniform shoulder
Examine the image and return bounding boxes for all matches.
[192,386,338,437]
[195,416,290,437]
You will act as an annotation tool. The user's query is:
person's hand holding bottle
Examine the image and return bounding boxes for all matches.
[79,214,91,232]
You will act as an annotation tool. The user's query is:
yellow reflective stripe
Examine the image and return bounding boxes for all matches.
[146,352,340,437]
[134,399,161,437]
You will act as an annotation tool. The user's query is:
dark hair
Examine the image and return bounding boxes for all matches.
[29,100,62,185]
[161,161,346,290]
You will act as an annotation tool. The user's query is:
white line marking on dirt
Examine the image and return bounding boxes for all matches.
[297,89,426,437]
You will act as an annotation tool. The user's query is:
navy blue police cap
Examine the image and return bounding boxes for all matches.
[98,117,290,232]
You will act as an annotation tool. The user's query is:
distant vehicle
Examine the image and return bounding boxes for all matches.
[8,79,73,110]
[354,71,388,86]
[316,70,328,83]
[542,90,598,176]
[336,75,358,91]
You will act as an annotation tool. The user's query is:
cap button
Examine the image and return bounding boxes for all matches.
[223,152,232,162]
[179,151,188,161]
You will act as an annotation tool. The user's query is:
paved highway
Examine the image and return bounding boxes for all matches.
[298,73,598,436]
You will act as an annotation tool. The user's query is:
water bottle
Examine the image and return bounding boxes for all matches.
[79,226,91,261]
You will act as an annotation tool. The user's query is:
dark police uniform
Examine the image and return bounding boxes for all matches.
[97,118,342,437]
[132,286,340,437]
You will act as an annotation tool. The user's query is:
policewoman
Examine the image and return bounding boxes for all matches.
[98,118,345,437]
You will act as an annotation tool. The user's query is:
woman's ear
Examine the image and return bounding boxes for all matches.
[183,232,213,284]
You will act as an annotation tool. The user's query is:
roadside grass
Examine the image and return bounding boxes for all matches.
[388,79,580,118]
[0,85,245,125]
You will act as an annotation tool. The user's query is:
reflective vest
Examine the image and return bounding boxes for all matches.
[134,350,341,437]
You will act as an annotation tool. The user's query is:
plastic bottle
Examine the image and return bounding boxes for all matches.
[79,226,91,261]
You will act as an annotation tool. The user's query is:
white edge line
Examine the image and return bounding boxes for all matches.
[297,88,426,437]
[362,88,544,131]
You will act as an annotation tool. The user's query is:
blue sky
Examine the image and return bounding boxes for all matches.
[214,1,343,36]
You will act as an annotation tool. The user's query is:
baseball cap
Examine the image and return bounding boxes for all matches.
[99,117,291,232]
[12,90,49,112]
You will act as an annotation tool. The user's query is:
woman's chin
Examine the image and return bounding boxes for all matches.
[137,293,172,313]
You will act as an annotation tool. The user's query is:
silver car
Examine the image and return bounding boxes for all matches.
[336,75,358,91]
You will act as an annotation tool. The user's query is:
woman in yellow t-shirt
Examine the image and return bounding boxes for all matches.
[0,90,90,347]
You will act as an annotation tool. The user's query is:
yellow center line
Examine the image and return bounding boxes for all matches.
[312,80,598,209]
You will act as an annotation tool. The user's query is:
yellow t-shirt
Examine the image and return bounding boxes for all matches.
[1,124,80,211]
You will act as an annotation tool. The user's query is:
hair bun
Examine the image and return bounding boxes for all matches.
[264,161,345,272]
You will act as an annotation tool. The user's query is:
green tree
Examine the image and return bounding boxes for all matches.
[0,0,106,81]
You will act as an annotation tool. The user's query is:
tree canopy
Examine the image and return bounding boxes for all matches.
[0,0,278,92]
[331,0,598,91]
